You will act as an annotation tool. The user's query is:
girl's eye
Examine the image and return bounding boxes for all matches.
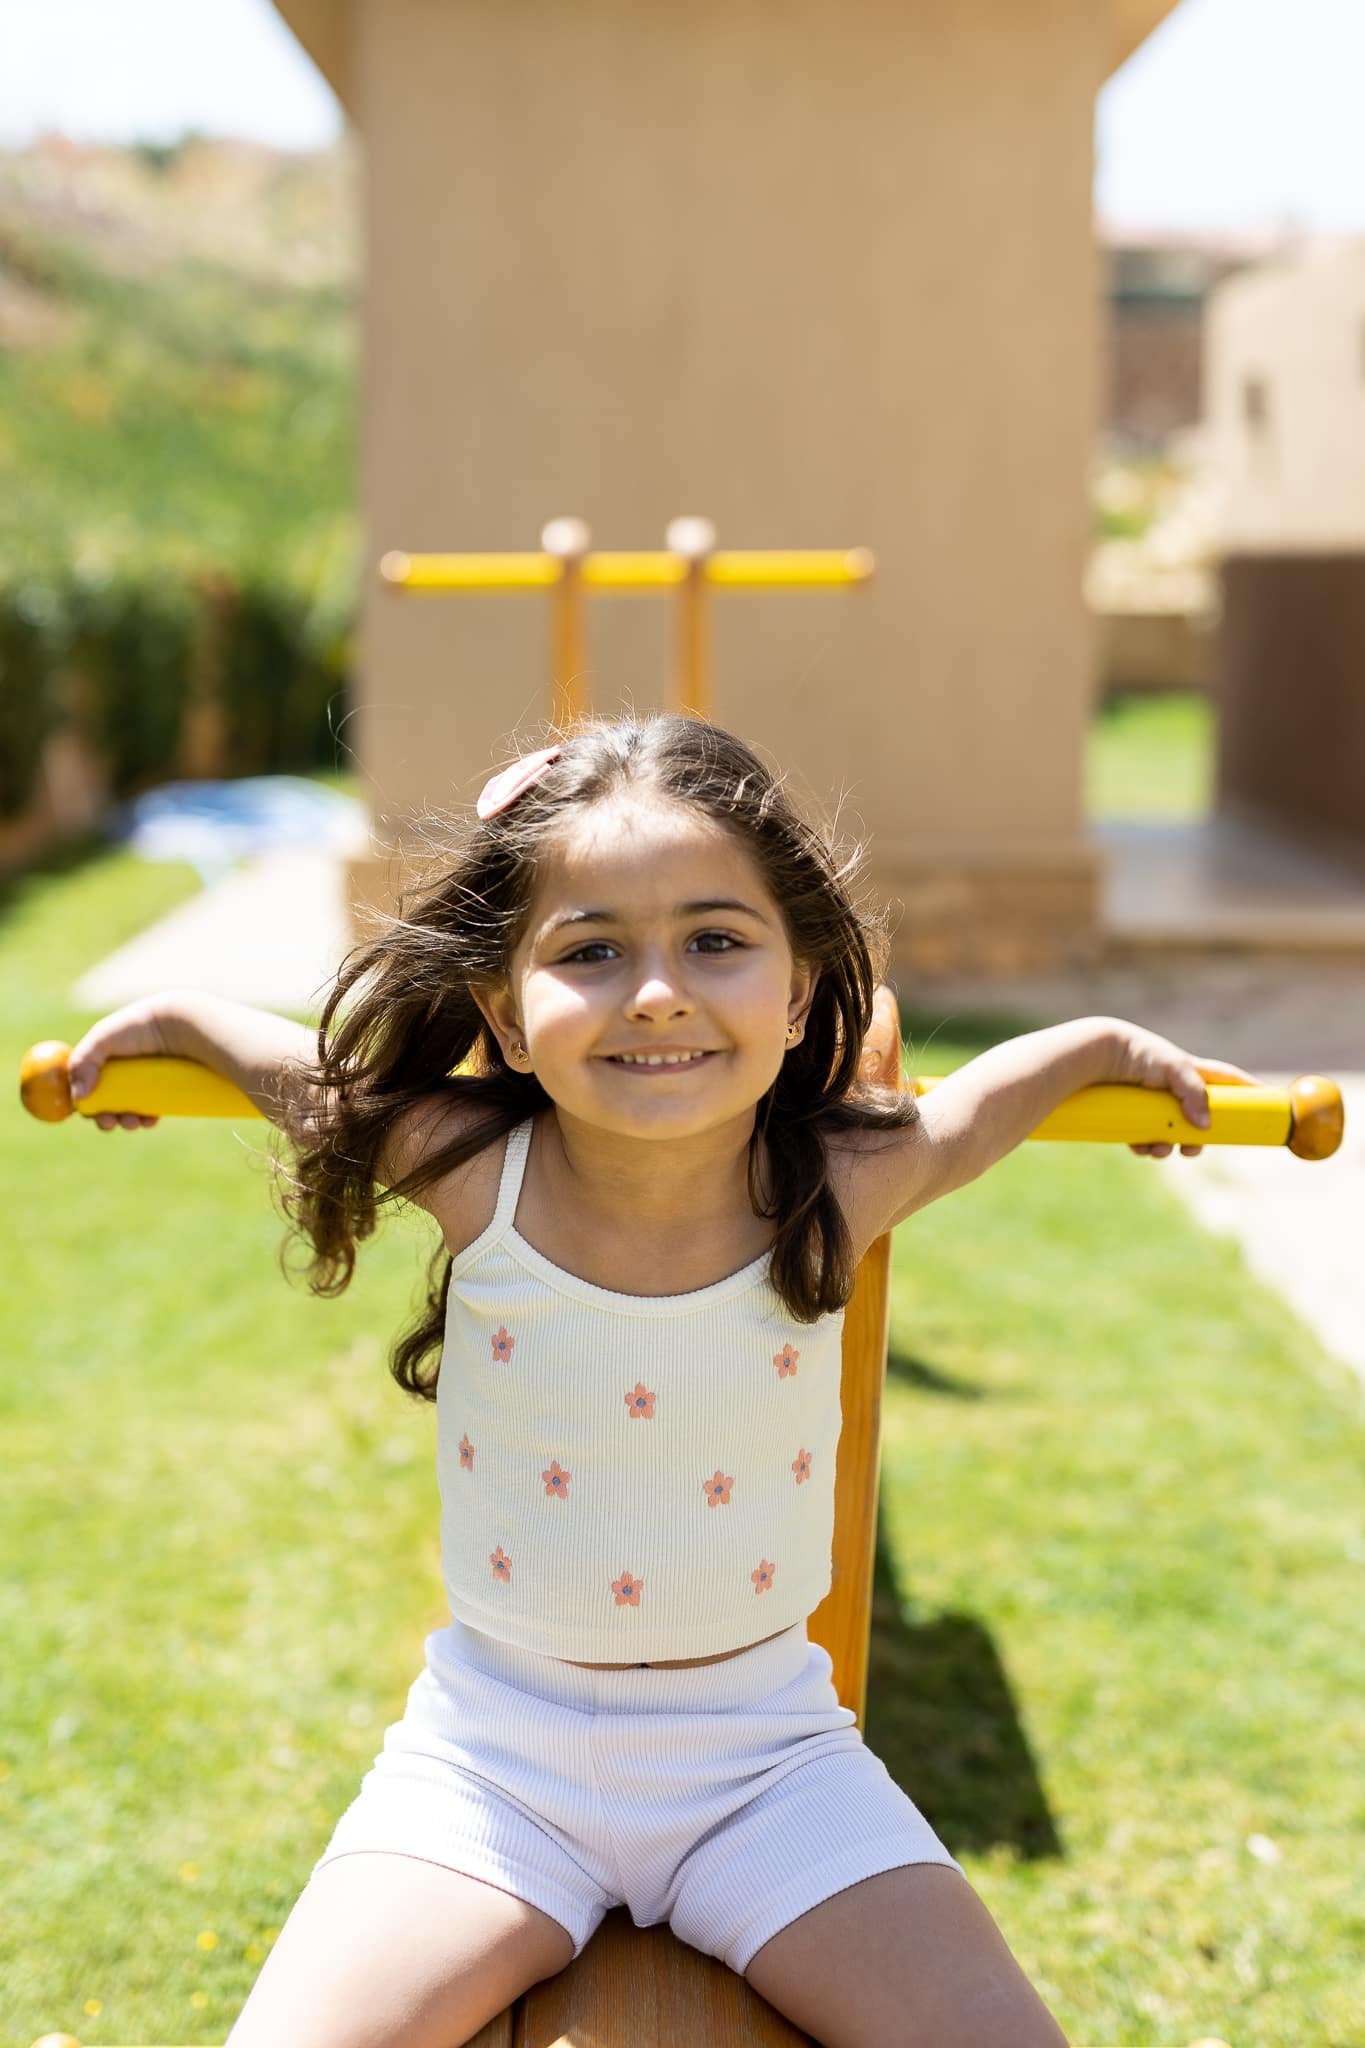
[562,941,618,964]
[559,932,742,963]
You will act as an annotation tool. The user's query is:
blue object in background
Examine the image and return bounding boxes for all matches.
[109,777,368,885]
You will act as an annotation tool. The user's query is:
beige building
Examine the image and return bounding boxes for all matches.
[1206,240,1365,846]
[273,0,1181,975]
[1104,231,1266,448]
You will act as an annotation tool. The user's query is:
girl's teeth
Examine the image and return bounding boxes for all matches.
[615,1052,705,1065]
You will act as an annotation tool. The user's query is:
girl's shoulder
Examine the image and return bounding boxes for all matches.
[824,1110,937,1256]
[377,1093,516,1259]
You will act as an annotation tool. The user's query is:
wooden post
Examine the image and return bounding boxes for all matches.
[806,982,903,1723]
[665,515,717,717]
[540,516,591,724]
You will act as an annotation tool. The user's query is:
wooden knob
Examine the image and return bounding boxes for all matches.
[540,516,591,562]
[1287,1074,1345,1160]
[19,1041,74,1123]
[665,516,717,563]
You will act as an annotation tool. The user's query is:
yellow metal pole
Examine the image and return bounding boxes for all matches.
[665,516,717,717]
[540,516,591,723]
[18,1044,1346,1160]
[911,1073,1344,1159]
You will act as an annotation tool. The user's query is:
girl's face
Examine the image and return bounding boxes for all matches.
[480,797,816,1142]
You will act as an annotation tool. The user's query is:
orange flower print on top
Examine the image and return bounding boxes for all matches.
[774,1344,799,1379]
[625,1382,657,1419]
[459,1434,475,1472]
[792,1449,812,1485]
[490,1546,512,1583]
[543,1460,571,1500]
[752,1559,777,1594]
[611,1572,644,1606]
[704,1471,734,1507]
[491,1326,516,1365]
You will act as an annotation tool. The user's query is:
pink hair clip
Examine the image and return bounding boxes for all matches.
[476,745,563,819]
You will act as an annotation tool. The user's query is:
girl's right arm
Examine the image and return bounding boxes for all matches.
[68,990,320,1135]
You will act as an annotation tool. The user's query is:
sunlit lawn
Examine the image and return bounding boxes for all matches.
[4,830,1362,2048]
[1087,690,1215,822]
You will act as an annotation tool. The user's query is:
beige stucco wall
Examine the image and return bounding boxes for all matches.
[344,0,1111,971]
[1206,242,1365,552]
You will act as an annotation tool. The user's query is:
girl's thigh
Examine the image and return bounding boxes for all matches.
[744,1864,1068,2048]
[225,1851,576,2048]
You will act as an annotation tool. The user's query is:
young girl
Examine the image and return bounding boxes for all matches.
[69,714,1243,2048]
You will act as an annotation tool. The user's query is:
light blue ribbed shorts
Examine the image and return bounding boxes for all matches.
[312,1616,964,1974]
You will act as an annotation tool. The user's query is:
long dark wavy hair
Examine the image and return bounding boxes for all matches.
[276,714,918,1401]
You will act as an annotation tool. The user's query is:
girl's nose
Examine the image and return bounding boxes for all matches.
[625,965,694,1021]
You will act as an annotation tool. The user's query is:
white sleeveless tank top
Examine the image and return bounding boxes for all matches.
[435,1119,847,1661]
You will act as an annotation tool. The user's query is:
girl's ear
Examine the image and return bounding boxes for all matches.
[471,985,524,1067]
[787,962,819,1036]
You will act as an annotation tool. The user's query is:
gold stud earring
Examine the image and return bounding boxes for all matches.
[786,1023,801,1045]
[511,1039,530,1064]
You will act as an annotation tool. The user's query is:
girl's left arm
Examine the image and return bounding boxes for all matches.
[861,1016,1257,1237]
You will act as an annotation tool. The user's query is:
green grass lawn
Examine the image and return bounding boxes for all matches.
[1087,691,1215,823]
[4,848,1362,2048]
[0,158,354,583]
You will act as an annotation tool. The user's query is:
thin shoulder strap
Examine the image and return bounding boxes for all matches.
[488,1118,534,1238]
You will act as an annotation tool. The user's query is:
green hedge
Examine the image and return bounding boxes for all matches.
[0,580,65,815]
[218,576,352,779]
[0,566,353,820]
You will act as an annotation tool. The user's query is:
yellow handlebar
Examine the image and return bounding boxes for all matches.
[21,1047,262,1122]
[18,1043,1345,1160]
[912,1073,1343,1160]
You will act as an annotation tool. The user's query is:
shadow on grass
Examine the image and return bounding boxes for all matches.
[864,1512,1065,1863]
[886,1342,988,1402]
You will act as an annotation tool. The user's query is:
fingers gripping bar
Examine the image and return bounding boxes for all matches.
[18,1042,1346,1159]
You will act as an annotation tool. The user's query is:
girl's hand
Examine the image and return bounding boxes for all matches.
[67,998,177,1131]
[1099,1019,1261,1159]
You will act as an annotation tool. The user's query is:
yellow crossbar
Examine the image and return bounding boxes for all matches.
[379,546,874,593]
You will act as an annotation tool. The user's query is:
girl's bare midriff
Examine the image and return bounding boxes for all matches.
[560,1625,788,1670]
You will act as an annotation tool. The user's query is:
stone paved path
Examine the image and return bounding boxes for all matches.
[71,849,355,1017]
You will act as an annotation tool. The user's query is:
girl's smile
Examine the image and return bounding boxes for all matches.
[601,1049,718,1069]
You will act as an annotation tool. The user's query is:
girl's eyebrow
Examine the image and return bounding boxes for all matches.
[543,898,773,937]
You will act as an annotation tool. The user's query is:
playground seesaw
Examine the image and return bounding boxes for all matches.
[20,1002,1324,2048]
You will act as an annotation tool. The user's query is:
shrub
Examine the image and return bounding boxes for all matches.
[0,579,65,816]
[69,570,199,797]
[0,564,353,822]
